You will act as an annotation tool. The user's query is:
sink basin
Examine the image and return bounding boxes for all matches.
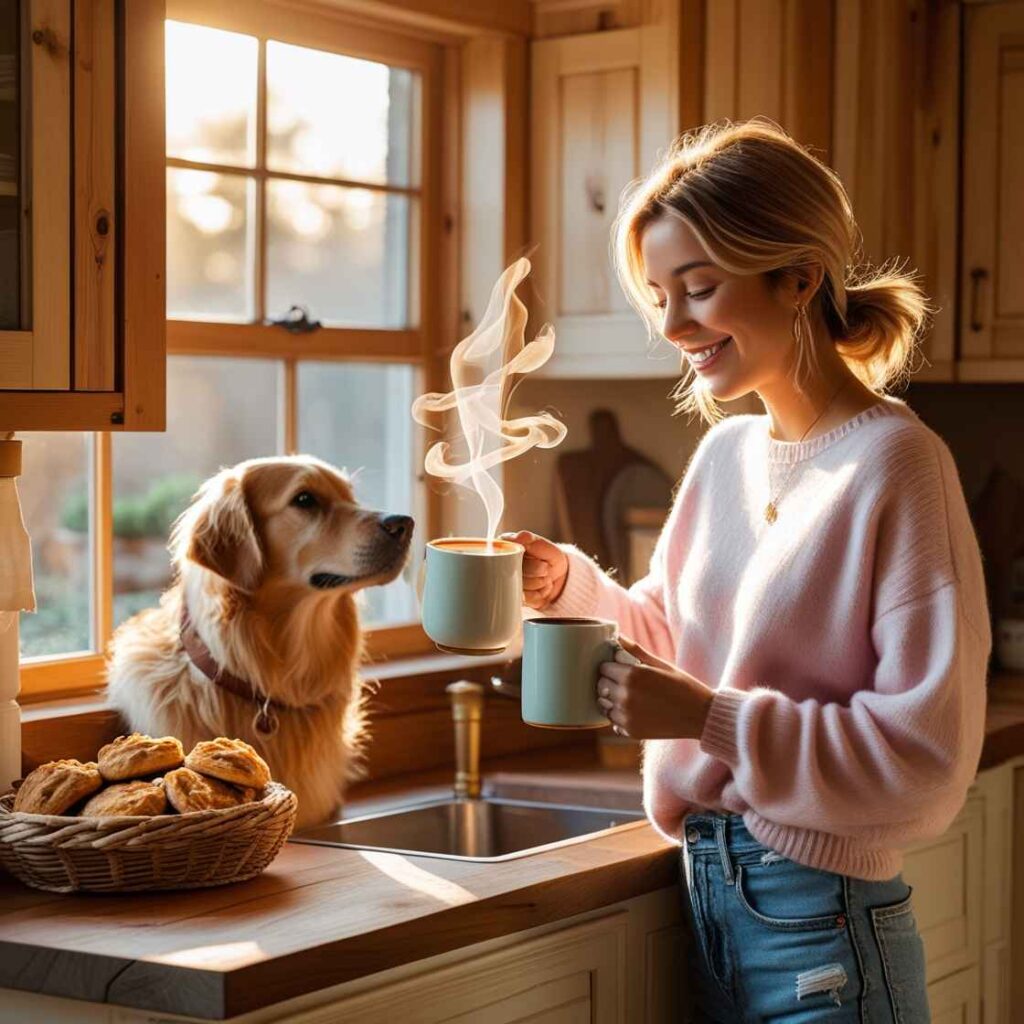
[289,797,647,862]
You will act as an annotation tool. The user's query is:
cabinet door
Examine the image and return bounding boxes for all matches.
[530,26,678,378]
[0,0,164,431]
[903,793,983,982]
[273,913,627,1024]
[960,1,1024,382]
[927,965,981,1024]
[0,0,72,390]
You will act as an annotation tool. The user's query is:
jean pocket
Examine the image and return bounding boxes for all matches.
[733,862,847,931]
[870,890,930,1023]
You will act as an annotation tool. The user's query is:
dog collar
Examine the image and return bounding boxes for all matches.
[179,601,307,735]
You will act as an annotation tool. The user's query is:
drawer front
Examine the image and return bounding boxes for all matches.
[903,795,983,982]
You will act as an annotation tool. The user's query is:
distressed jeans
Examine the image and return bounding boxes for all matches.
[681,813,930,1022]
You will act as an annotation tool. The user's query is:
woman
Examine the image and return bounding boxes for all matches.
[505,120,990,1021]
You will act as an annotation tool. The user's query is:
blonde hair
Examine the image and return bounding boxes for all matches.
[613,118,931,423]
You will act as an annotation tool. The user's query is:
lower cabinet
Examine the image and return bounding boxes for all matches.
[267,888,683,1024]
[902,761,1017,1024]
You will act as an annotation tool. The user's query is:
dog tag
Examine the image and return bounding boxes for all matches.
[254,700,279,736]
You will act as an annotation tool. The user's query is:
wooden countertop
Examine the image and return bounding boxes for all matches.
[2,675,1023,1020]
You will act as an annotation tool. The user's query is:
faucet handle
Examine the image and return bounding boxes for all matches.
[446,681,483,798]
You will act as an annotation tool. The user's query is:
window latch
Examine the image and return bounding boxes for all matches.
[267,305,322,334]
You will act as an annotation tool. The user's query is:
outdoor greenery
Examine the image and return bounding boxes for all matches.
[60,475,201,539]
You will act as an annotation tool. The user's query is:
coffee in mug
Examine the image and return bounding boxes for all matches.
[421,537,524,655]
[522,617,635,728]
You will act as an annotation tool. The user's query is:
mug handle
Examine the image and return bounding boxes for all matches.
[610,639,641,666]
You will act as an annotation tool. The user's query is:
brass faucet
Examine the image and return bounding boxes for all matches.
[445,681,484,798]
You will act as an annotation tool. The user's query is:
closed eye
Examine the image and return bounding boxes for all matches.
[654,287,715,312]
[290,490,319,510]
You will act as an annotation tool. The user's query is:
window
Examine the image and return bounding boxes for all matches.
[19,5,442,702]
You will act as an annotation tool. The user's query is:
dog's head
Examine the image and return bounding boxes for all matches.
[172,456,414,597]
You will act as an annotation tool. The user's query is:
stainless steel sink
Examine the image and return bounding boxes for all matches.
[289,797,646,862]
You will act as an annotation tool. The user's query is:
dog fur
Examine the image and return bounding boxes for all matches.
[105,455,413,829]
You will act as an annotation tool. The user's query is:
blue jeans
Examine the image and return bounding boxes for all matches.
[681,813,930,1022]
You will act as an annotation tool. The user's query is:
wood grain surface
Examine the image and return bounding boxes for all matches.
[3,678,1022,1019]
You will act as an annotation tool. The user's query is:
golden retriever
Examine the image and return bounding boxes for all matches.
[105,455,413,828]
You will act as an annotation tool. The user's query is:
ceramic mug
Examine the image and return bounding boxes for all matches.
[521,617,637,729]
[421,537,524,655]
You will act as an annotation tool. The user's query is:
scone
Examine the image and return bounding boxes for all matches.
[98,733,185,782]
[184,738,270,790]
[164,767,256,813]
[80,779,168,817]
[13,760,103,815]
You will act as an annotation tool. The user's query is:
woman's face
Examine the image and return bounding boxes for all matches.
[640,215,802,402]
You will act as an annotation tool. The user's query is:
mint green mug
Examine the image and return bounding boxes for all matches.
[522,617,634,729]
[421,537,524,655]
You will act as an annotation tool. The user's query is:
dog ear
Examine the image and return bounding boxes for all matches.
[185,476,263,591]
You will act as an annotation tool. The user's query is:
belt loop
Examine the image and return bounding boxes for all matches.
[713,816,735,885]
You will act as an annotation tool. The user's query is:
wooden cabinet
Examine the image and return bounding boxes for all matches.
[960,0,1024,383]
[903,762,1018,1023]
[0,0,165,432]
[529,19,679,378]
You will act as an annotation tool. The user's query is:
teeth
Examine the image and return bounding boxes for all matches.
[689,339,727,364]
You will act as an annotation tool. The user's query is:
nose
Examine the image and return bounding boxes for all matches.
[661,306,699,346]
[379,514,414,543]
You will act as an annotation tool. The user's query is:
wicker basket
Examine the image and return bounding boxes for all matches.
[0,781,297,893]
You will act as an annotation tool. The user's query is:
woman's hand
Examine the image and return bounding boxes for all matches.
[597,636,715,740]
[501,530,569,610]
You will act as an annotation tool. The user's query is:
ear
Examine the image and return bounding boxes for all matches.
[186,475,263,591]
[791,263,825,304]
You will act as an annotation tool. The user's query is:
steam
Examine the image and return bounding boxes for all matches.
[411,257,567,542]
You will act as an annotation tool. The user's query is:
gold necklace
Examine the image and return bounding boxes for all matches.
[764,379,848,524]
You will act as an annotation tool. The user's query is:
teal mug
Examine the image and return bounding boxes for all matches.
[522,617,636,728]
[421,537,525,655]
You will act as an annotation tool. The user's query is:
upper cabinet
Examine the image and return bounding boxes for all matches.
[0,0,165,431]
[831,0,961,383]
[960,0,1024,382]
[529,17,680,378]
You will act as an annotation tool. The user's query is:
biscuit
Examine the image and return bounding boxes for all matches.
[184,738,270,789]
[13,760,103,815]
[80,779,168,817]
[97,733,185,782]
[164,767,256,813]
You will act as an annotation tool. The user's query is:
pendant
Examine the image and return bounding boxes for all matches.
[764,502,778,524]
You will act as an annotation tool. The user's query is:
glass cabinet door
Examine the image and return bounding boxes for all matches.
[0,0,71,391]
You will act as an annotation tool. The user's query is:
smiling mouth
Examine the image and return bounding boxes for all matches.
[686,337,731,366]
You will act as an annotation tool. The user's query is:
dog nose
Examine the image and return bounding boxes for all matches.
[379,514,413,542]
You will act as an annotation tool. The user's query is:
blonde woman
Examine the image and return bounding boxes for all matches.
[505,120,989,1021]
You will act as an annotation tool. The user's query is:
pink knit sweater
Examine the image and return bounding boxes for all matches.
[549,397,991,880]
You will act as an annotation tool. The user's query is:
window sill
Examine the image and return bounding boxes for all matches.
[19,649,533,777]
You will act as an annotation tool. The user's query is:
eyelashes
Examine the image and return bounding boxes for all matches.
[654,287,716,311]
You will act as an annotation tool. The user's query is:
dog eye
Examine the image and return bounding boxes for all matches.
[291,491,319,510]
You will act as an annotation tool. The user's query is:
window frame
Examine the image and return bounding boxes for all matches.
[20,1,446,704]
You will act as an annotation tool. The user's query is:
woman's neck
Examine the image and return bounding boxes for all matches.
[758,348,881,443]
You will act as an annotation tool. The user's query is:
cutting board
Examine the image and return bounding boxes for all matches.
[554,409,673,573]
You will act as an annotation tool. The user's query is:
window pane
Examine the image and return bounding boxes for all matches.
[18,434,92,659]
[166,21,257,167]
[267,182,413,328]
[266,41,417,187]
[112,357,281,627]
[297,362,420,626]
[167,168,254,321]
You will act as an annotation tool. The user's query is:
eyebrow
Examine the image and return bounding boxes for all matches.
[646,260,714,286]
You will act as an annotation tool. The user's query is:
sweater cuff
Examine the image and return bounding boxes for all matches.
[545,544,603,618]
[699,687,748,764]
